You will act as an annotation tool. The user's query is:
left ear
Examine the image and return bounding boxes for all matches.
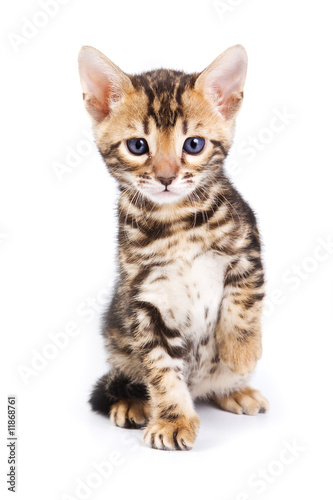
[195,45,248,120]
[78,46,133,123]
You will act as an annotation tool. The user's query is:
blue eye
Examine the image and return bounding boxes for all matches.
[127,138,149,155]
[183,137,205,155]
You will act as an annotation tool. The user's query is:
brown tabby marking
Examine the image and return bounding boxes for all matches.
[78,44,269,451]
[143,414,200,451]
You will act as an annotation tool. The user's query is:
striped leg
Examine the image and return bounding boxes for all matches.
[132,301,200,451]
[216,253,265,376]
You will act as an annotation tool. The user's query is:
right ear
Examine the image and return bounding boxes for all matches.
[195,45,247,121]
[78,46,133,122]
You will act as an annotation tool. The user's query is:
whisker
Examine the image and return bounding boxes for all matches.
[188,193,198,228]
[193,189,209,226]
[202,174,241,227]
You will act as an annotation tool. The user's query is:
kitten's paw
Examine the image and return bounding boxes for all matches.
[143,415,200,451]
[220,341,261,376]
[110,400,150,429]
[214,387,269,416]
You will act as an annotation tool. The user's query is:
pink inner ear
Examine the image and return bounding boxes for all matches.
[79,48,125,122]
[207,73,245,120]
[216,90,243,121]
[197,46,247,120]
[211,66,245,119]
[86,72,111,104]
[83,71,112,121]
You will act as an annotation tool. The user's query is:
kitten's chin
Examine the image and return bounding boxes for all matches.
[143,189,186,205]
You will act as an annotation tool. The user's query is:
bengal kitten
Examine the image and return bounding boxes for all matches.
[78,44,269,451]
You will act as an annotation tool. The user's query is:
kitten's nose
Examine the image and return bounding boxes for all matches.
[157,176,175,187]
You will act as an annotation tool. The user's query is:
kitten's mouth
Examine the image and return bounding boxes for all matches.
[147,187,183,204]
[139,182,193,204]
[158,188,176,196]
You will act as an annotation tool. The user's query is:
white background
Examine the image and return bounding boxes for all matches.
[1,0,332,499]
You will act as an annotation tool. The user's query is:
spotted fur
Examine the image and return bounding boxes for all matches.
[78,45,269,451]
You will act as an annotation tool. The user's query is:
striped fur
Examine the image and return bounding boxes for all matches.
[79,45,269,451]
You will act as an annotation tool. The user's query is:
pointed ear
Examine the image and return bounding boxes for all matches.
[195,45,248,120]
[78,46,133,122]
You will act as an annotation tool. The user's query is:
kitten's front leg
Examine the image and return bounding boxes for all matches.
[216,254,265,376]
[132,301,199,451]
[143,366,200,451]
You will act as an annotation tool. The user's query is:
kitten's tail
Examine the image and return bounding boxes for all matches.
[89,372,149,417]
[89,373,113,416]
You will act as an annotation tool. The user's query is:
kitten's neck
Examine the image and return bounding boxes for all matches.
[117,172,238,229]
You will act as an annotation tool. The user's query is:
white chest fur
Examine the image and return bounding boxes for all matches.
[137,251,247,398]
[138,251,228,339]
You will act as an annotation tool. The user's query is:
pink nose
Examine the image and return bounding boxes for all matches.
[157,176,176,187]
[153,153,179,184]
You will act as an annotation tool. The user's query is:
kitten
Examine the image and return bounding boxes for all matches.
[78,44,269,451]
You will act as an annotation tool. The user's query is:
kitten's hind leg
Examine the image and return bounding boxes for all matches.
[110,400,150,429]
[89,371,150,428]
[212,387,269,416]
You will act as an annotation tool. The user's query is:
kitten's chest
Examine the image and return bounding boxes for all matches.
[138,251,228,338]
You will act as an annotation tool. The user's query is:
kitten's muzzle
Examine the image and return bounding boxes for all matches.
[157,176,176,189]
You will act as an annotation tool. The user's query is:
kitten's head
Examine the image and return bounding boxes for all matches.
[78,45,247,206]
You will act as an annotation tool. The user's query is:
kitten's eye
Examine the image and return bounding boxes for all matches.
[183,137,205,155]
[127,138,149,155]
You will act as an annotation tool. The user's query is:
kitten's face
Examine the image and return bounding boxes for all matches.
[78,46,247,206]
